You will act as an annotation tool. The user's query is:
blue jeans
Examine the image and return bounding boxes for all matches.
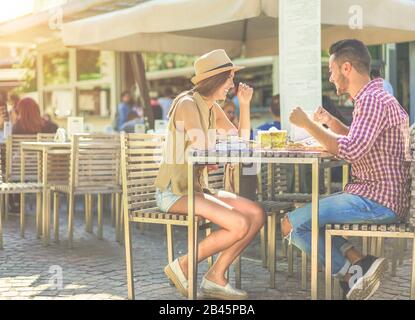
[286,192,398,278]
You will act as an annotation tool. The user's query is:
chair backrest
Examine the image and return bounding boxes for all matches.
[120,133,165,216]
[257,163,289,201]
[70,133,121,189]
[6,134,38,182]
[0,142,6,183]
[37,133,70,185]
[207,164,225,190]
[37,133,55,142]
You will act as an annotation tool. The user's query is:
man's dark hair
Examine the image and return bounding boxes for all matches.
[270,94,280,118]
[329,39,371,74]
[370,68,381,79]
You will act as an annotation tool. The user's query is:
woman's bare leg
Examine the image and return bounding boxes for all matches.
[204,191,265,284]
[168,191,265,286]
[168,192,250,281]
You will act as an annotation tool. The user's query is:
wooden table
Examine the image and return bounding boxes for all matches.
[187,148,348,300]
[21,142,71,245]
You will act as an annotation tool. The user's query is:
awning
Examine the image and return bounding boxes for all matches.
[62,0,415,57]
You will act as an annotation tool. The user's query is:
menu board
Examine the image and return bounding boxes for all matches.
[67,117,84,137]
[279,0,322,141]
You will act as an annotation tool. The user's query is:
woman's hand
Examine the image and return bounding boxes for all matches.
[237,82,253,107]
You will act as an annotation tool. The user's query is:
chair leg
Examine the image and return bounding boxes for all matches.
[67,194,75,249]
[43,190,51,246]
[281,225,287,258]
[260,224,267,268]
[287,243,294,276]
[166,224,174,263]
[398,239,405,265]
[234,255,242,289]
[36,192,42,239]
[86,194,93,234]
[333,278,341,300]
[53,192,59,243]
[301,250,307,290]
[362,237,368,255]
[20,193,25,238]
[370,237,378,256]
[4,194,8,222]
[325,231,332,300]
[205,226,213,268]
[111,193,115,227]
[119,197,124,245]
[124,217,135,299]
[269,214,276,288]
[411,237,415,300]
[392,238,399,276]
[115,193,121,242]
[376,237,384,257]
[0,194,3,249]
[267,215,272,269]
[97,194,103,240]
[186,183,198,300]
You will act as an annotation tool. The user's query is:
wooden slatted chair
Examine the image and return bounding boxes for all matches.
[325,160,415,300]
[2,134,43,239]
[121,132,217,299]
[50,133,121,247]
[0,150,42,249]
[4,134,38,221]
[0,177,43,249]
[37,133,70,243]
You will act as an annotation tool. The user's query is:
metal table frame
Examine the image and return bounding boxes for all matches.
[187,150,348,300]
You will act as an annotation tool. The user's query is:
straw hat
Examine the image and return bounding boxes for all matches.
[191,49,244,85]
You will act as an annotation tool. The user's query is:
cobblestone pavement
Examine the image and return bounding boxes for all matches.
[0,198,413,300]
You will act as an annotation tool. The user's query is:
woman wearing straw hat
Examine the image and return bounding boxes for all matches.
[154,49,265,300]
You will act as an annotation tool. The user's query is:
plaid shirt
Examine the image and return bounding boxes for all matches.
[337,78,411,219]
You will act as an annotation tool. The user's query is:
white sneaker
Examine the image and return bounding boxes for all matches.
[164,259,188,298]
[200,277,248,300]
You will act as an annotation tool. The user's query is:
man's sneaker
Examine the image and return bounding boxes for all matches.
[340,279,380,300]
[344,255,387,300]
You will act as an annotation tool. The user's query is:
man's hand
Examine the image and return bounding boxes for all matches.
[313,106,332,126]
[237,83,253,106]
[289,107,311,129]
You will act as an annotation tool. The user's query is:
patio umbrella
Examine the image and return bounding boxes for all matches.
[62,0,415,57]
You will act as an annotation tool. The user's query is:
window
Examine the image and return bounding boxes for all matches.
[44,90,74,118]
[77,86,110,117]
[43,51,69,86]
[76,50,111,81]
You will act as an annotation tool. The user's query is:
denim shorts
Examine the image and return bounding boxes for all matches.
[155,184,183,213]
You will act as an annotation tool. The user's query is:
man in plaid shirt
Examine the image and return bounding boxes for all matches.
[284,39,410,300]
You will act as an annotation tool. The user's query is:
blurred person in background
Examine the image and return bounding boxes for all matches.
[116,91,134,131]
[158,87,174,120]
[42,114,59,133]
[151,98,163,120]
[256,94,281,132]
[222,99,239,127]
[13,98,58,134]
[370,68,394,95]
